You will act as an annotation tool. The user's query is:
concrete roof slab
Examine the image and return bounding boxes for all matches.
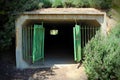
[23,8,105,15]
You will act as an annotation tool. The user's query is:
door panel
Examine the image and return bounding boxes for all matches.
[32,24,45,63]
[73,24,81,62]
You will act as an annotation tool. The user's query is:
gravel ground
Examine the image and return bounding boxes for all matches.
[0,49,55,80]
[0,60,87,80]
[0,60,55,80]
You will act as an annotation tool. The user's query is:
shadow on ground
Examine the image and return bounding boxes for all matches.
[0,61,56,80]
[0,49,56,80]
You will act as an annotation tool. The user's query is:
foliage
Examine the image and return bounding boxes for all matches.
[72,0,84,8]
[55,0,112,8]
[83,24,120,80]
[61,0,90,8]
[88,0,101,9]
[82,0,90,8]
[100,0,112,9]
[0,0,43,51]
[42,0,52,8]
[52,0,63,8]
[62,0,74,8]
[88,0,112,9]
[112,0,120,15]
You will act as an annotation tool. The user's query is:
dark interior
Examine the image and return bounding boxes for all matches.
[44,22,75,64]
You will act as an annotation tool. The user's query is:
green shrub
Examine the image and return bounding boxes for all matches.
[83,24,120,80]
[82,0,90,8]
[88,0,101,9]
[100,0,112,9]
[0,0,43,51]
[72,0,84,8]
[62,0,74,8]
[52,0,63,8]
[42,0,52,8]
[88,0,112,9]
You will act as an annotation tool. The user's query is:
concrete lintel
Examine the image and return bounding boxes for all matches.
[22,14,103,21]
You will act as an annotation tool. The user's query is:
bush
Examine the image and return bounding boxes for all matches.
[42,0,52,8]
[72,0,84,8]
[88,0,112,9]
[62,0,74,8]
[82,0,90,8]
[83,24,120,80]
[0,0,43,51]
[88,0,101,9]
[52,0,63,8]
[100,0,112,9]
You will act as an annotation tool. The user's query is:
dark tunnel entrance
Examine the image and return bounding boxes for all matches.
[44,22,75,64]
[21,20,100,66]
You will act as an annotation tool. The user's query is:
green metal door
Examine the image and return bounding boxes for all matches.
[73,24,81,62]
[32,24,45,63]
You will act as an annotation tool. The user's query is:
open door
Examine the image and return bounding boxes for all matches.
[32,24,45,63]
[73,24,81,62]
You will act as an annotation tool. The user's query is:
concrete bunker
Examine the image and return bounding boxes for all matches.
[16,8,107,69]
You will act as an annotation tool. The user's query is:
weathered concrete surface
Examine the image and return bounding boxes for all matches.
[23,8,104,15]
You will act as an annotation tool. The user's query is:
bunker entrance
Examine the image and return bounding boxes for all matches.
[44,22,74,64]
[22,20,100,66]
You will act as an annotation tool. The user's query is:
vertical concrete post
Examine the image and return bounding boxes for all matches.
[16,16,29,69]
[101,13,107,35]
[96,13,107,36]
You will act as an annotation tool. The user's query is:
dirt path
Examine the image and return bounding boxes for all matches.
[49,64,87,80]
[31,64,88,80]
[0,57,87,80]
[0,62,87,80]
[0,50,87,80]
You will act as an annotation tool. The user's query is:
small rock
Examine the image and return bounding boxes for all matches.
[33,73,37,79]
